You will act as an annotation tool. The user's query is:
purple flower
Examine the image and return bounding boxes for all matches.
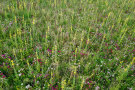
[9,22,13,26]
[8,57,12,59]
[7,65,10,68]
[1,54,6,58]
[2,54,5,57]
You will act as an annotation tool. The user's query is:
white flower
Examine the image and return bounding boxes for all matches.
[19,73,22,76]
[37,81,39,84]
[18,70,20,72]
[26,84,30,89]
[95,86,100,90]
[129,88,132,90]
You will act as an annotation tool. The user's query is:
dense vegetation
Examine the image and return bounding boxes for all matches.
[0,0,135,89]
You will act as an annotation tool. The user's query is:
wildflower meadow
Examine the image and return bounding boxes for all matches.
[0,0,135,90]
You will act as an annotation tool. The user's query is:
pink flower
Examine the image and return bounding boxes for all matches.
[80,52,88,56]
[38,59,41,62]
[115,44,120,50]
[44,74,49,78]
[80,53,85,56]
[1,54,6,58]
[52,87,57,90]
[40,62,43,65]
[110,48,113,53]
[58,51,61,52]
[2,75,6,78]
[47,49,52,52]
[0,73,3,75]
[80,52,84,55]
[105,43,108,46]
[1,54,5,57]
[97,33,102,36]
[71,51,74,53]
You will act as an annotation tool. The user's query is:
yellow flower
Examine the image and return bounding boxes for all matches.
[27,60,29,66]
[80,78,84,89]
[7,5,9,10]
[61,79,66,89]
[34,75,35,78]
[74,71,76,75]
[108,12,112,17]
[22,15,24,22]
[32,18,35,25]
[55,45,57,51]
[17,29,21,35]
[11,60,14,66]
[81,38,83,42]
[36,51,38,59]
[71,25,72,32]
[124,68,127,72]
[120,61,123,64]
[13,33,16,37]
[75,48,77,54]
[130,57,135,65]
[24,2,26,8]
[103,33,106,39]
[48,26,49,32]
[8,59,11,61]
[133,57,135,61]
[130,62,133,65]
[20,49,22,52]
[48,83,50,87]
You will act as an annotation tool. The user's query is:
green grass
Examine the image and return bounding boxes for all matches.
[0,0,135,89]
